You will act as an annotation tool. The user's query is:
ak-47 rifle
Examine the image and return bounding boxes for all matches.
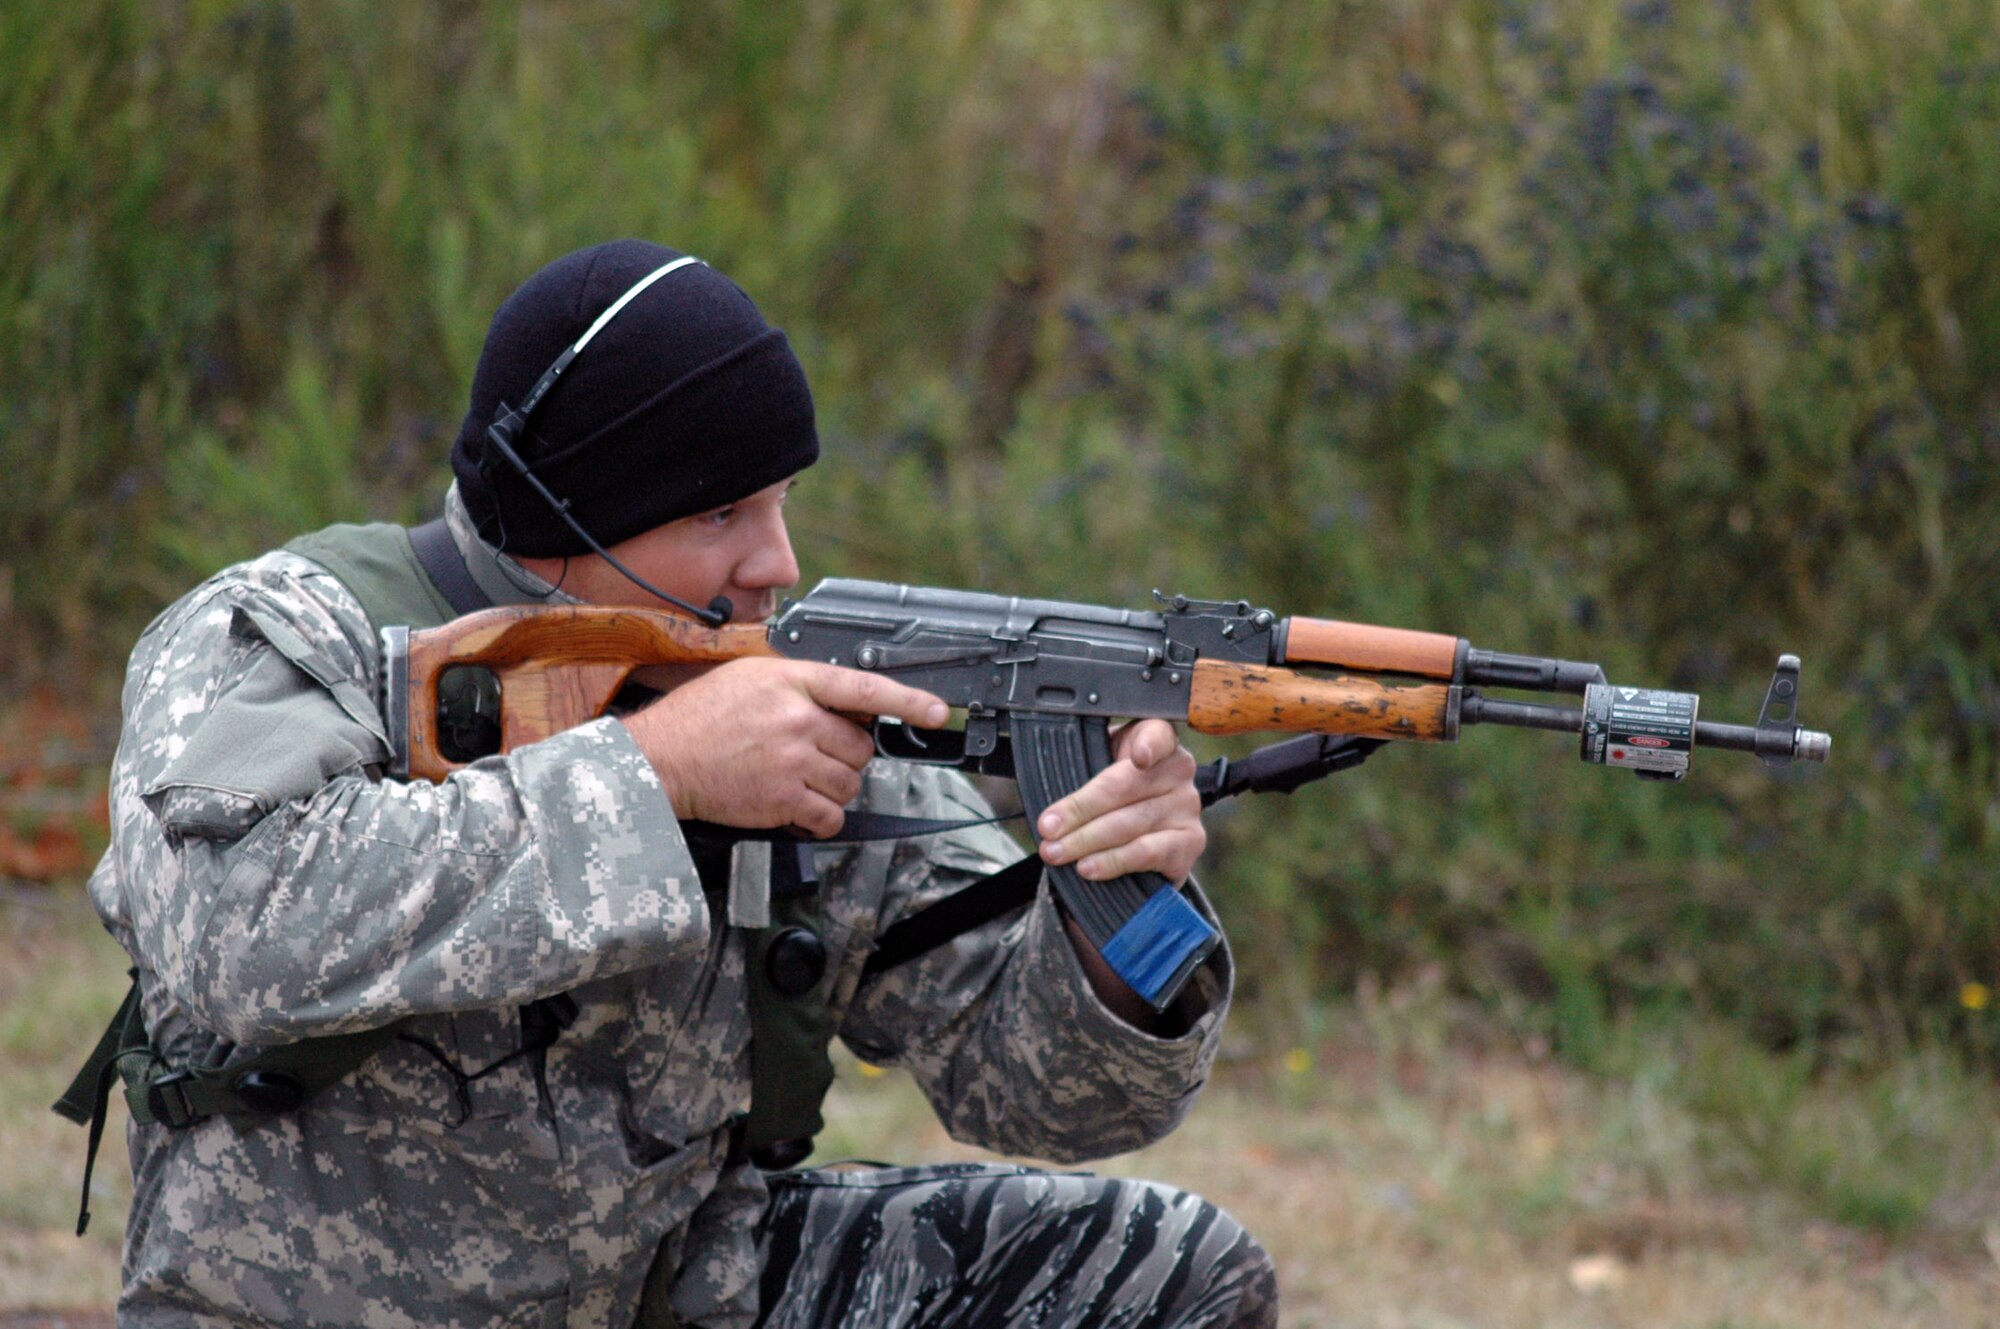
[381,578,1830,1012]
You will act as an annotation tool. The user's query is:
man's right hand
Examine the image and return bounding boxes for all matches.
[619,658,949,838]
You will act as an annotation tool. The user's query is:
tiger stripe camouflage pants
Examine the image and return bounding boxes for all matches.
[752,1162,1279,1328]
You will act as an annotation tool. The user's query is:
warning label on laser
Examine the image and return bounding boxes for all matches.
[1581,684,1697,777]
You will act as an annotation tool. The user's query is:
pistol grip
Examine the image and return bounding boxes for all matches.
[1010,714,1218,1012]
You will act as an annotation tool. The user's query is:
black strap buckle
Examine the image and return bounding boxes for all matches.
[232,1070,308,1115]
[145,1068,199,1130]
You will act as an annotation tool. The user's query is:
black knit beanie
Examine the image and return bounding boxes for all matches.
[452,240,819,557]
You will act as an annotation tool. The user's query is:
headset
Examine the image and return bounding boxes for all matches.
[479,254,735,628]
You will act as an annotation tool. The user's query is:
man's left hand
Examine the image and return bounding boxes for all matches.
[1033,719,1206,885]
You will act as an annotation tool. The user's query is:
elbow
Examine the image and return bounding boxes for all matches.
[179,951,350,1047]
[192,996,309,1048]
[949,1112,1173,1167]
[937,1074,1203,1164]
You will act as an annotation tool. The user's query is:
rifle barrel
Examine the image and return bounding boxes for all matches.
[1459,693,1831,763]
[1690,719,1833,763]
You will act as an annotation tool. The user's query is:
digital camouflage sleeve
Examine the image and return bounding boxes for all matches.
[88,533,1232,1328]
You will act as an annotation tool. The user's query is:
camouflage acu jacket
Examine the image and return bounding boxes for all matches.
[88,494,1233,1328]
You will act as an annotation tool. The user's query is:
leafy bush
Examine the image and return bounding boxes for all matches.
[3,0,1995,1063]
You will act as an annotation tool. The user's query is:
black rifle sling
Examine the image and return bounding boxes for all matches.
[407,517,489,615]
[855,736,1389,981]
[861,852,1044,979]
[684,816,1043,998]
[682,809,1014,846]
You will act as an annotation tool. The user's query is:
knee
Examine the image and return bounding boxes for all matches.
[1198,1201,1279,1329]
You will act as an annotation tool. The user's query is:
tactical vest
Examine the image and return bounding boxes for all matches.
[57,523,837,1234]
[285,520,840,1167]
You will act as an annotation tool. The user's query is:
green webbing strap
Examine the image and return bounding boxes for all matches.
[51,969,407,1236]
[51,972,145,1236]
[119,1024,404,1129]
[743,894,838,1166]
[52,972,142,1128]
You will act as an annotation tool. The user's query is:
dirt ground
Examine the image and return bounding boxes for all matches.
[6,887,1997,1327]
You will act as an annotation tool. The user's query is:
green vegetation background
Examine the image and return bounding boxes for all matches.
[3,0,1996,1172]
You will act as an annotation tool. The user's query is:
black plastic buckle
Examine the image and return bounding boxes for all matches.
[145,1069,199,1129]
[233,1070,307,1115]
[764,927,828,998]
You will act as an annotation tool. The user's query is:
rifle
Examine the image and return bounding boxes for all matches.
[381,578,1830,1010]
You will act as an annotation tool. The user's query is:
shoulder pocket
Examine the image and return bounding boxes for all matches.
[232,604,388,743]
[140,609,390,841]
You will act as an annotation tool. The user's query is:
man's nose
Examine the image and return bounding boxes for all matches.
[742,514,800,589]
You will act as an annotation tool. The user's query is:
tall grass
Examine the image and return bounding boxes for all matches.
[3,0,1996,1063]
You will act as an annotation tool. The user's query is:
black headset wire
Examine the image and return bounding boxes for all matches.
[478,254,734,629]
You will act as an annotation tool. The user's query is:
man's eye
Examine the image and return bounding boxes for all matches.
[704,507,735,526]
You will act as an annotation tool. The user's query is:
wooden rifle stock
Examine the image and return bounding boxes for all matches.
[402,605,772,782]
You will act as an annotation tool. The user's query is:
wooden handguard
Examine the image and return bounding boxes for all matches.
[402,605,773,782]
[1280,616,1462,680]
[1188,661,1458,741]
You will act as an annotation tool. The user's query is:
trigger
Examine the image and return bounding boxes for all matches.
[873,721,966,764]
[872,715,1013,778]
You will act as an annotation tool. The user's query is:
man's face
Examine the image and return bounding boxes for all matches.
[524,476,802,623]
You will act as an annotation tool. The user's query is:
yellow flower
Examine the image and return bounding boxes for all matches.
[1961,982,1991,1012]
[1283,1047,1312,1075]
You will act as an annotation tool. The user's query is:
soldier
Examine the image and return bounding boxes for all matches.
[84,240,1277,1327]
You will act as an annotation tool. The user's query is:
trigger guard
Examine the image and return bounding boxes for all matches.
[872,716,1012,777]
[872,722,966,764]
